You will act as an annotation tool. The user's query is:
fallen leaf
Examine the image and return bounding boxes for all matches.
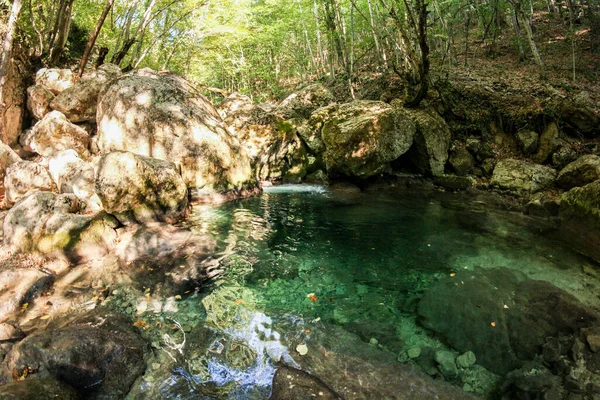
[307,293,318,302]
[491,322,496,327]
[175,295,182,300]
[133,320,149,329]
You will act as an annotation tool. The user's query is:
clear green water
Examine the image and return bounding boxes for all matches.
[126,185,600,399]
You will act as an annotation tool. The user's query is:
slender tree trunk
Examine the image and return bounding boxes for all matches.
[78,0,115,77]
[49,0,75,65]
[0,0,23,111]
[510,0,546,77]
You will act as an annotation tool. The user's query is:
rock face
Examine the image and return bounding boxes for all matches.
[491,159,557,193]
[96,151,189,225]
[310,101,415,178]
[417,268,599,375]
[35,68,74,95]
[26,86,54,120]
[49,64,121,122]
[21,111,90,159]
[276,83,335,119]
[3,191,117,262]
[4,311,147,399]
[4,161,56,207]
[556,154,600,190]
[404,107,451,177]
[96,69,256,200]
[48,150,98,209]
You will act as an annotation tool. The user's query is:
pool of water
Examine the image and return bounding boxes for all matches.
[124,185,600,399]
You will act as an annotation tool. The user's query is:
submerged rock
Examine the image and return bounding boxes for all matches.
[4,161,56,208]
[556,154,600,190]
[3,310,147,399]
[21,111,90,159]
[490,159,556,193]
[315,100,415,178]
[50,64,121,123]
[96,69,256,201]
[96,151,189,225]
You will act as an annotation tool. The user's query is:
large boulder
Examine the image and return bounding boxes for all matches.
[556,154,600,190]
[96,151,188,225]
[516,130,538,156]
[4,161,56,208]
[34,68,74,95]
[4,311,147,399]
[490,159,557,193]
[417,268,599,375]
[21,111,90,159]
[223,97,310,182]
[26,86,54,120]
[95,69,256,200]
[403,107,451,177]
[533,122,560,164]
[559,180,600,261]
[448,147,474,176]
[310,100,415,178]
[48,150,100,211]
[3,191,118,262]
[276,83,335,120]
[49,64,121,123]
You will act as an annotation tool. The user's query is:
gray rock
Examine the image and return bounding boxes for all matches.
[524,192,559,217]
[316,101,415,178]
[405,107,451,177]
[26,86,54,120]
[456,351,477,368]
[434,350,458,377]
[556,154,600,190]
[48,150,100,212]
[407,347,422,359]
[21,111,90,159]
[96,69,256,201]
[276,83,335,119]
[516,130,539,156]
[552,146,578,170]
[50,64,121,122]
[449,148,474,176]
[434,174,475,190]
[491,159,557,193]
[4,160,56,207]
[0,141,22,204]
[0,379,79,400]
[34,68,74,95]
[96,151,188,225]
[534,122,560,164]
[0,268,53,323]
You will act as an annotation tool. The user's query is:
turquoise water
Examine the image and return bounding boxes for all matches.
[126,185,600,399]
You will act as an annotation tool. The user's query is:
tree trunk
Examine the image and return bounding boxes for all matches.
[510,0,546,78]
[78,0,115,77]
[49,0,75,65]
[0,0,23,109]
[404,0,429,108]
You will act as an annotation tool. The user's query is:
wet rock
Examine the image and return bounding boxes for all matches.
[524,192,559,217]
[556,154,600,190]
[0,379,79,400]
[434,174,475,191]
[96,151,188,225]
[4,310,147,399]
[316,101,415,178]
[435,350,458,377]
[516,130,539,156]
[534,122,561,164]
[26,86,54,120]
[269,366,343,400]
[21,111,90,159]
[0,268,53,322]
[96,69,256,201]
[4,161,56,208]
[304,169,329,185]
[404,107,451,177]
[35,68,74,95]
[48,150,100,212]
[276,83,335,120]
[448,148,474,176]
[50,64,121,123]
[456,351,477,368]
[3,191,117,262]
[491,159,557,193]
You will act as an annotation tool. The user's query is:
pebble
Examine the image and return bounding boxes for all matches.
[407,347,421,359]
[456,351,477,368]
[369,338,379,346]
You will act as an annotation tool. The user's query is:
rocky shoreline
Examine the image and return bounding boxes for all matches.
[0,64,599,399]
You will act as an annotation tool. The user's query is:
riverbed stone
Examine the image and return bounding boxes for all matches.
[0,379,79,400]
[448,148,474,176]
[270,366,343,400]
[434,350,458,377]
[96,69,256,200]
[4,161,56,208]
[4,310,147,399]
[21,111,90,159]
[516,130,539,156]
[316,100,415,178]
[96,151,188,225]
[26,86,54,120]
[35,68,74,95]
[50,64,121,123]
[404,107,451,177]
[456,351,477,368]
[556,154,600,190]
[490,159,557,193]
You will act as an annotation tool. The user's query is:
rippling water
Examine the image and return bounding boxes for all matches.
[129,185,600,399]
